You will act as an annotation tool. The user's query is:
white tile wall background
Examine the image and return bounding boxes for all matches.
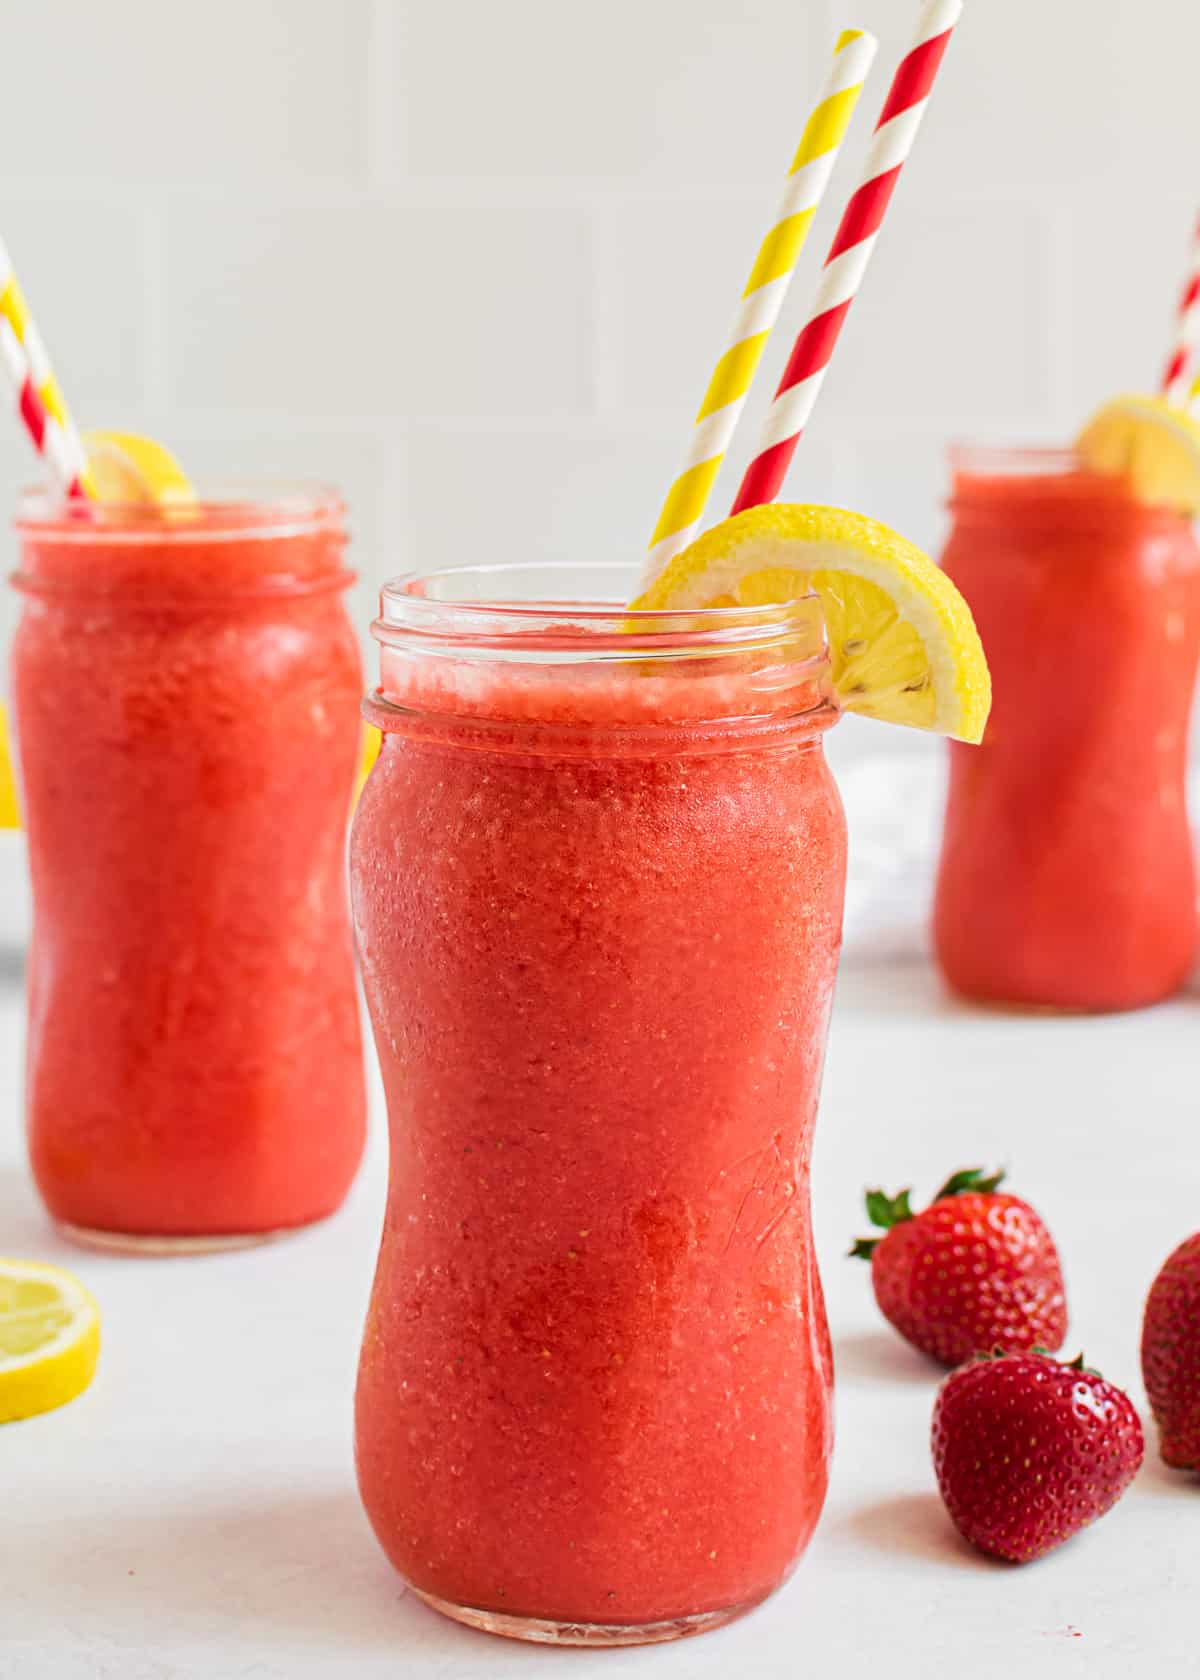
[2,0,1199,768]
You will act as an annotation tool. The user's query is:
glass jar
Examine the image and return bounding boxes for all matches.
[934,449,1200,1011]
[11,487,367,1250]
[350,564,846,1645]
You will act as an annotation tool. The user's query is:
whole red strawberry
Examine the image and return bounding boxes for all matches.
[932,1351,1143,1563]
[1141,1231,1200,1467]
[850,1167,1067,1365]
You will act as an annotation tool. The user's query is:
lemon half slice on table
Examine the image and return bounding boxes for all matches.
[1076,394,1200,514]
[0,1259,100,1424]
[633,504,991,743]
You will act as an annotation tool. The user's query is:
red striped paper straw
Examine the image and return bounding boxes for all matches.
[0,237,90,499]
[1160,215,1200,406]
[731,0,963,514]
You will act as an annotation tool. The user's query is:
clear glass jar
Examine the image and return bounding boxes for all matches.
[11,487,367,1250]
[351,563,846,1644]
[934,448,1200,1010]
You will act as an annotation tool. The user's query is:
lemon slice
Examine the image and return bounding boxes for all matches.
[0,702,20,829]
[1076,394,1200,514]
[0,1258,100,1424]
[355,723,382,803]
[83,430,194,506]
[633,504,991,743]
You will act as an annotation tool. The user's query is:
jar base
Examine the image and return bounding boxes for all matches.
[407,1583,765,1647]
[943,987,1177,1017]
[54,1219,310,1257]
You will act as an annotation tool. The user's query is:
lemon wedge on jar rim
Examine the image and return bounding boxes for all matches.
[0,1258,100,1423]
[44,434,384,804]
[1075,394,1200,514]
[632,504,991,743]
[0,431,194,828]
[83,429,194,505]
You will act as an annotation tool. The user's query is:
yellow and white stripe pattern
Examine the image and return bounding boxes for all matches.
[640,28,876,586]
[0,238,92,495]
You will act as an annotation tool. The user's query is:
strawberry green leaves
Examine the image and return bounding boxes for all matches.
[849,1186,914,1259]
[932,1166,1005,1201]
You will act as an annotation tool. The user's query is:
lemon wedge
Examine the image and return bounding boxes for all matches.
[0,1258,100,1424]
[1076,394,1200,514]
[1,433,194,835]
[83,430,194,506]
[0,702,20,829]
[356,723,382,803]
[633,504,991,743]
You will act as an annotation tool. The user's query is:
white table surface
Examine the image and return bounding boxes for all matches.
[1,845,1193,1674]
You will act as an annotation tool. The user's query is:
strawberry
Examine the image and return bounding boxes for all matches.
[1141,1232,1200,1468]
[931,1351,1144,1563]
[850,1167,1067,1366]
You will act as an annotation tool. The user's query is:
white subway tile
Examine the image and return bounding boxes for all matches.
[809,203,1051,428]
[1057,191,1197,431]
[608,196,1051,434]
[0,1,370,186]
[829,436,955,562]
[602,194,791,419]
[0,202,146,412]
[403,424,675,581]
[162,206,593,419]
[401,421,840,587]
[834,0,1200,201]
[394,0,829,184]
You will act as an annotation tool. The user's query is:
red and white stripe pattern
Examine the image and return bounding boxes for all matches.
[1160,215,1200,407]
[0,238,89,499]
[731,0,963,514]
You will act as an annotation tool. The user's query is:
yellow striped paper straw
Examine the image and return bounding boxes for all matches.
[639,27,877,586]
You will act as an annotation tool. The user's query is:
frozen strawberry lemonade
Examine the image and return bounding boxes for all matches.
[13,484,366,1246]
[935,413,1200,1011]
[353,589,842,1637]
[351,523,988,1642]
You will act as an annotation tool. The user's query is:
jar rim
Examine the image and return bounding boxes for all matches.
[14,480,346,543]
[948,445,1081,478]
[376,561,827,664]
[944,443,1191,531]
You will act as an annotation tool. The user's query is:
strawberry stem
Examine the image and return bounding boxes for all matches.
[978,1347,1104,1378]
[932,1166,1005,1201]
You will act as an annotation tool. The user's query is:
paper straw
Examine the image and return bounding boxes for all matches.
[730,0,963,515]
[1161,215,1200,407]
[0,238,91,499]
[639,28,877,585]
